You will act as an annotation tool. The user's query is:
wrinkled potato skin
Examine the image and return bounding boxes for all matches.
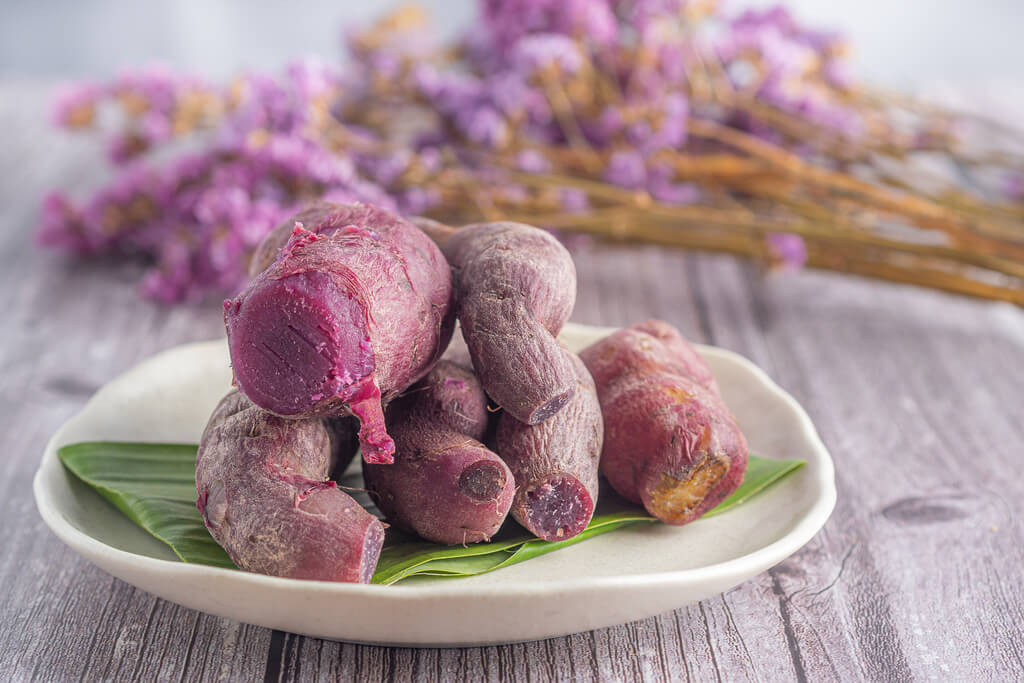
[363,361,514,545]
[495,349,602,541]
[426,220,578,425]
[196,391,384,583]
[580,320,748,525]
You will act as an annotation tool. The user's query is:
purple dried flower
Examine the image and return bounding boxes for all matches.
[618,0,691,30]
[650,180,699,205]
[414,65,481,105]
[463,106,509,148]
[604,150,648,189]
[37,193,87,250]
[358,149,413,186]
[417,146,443,174]
[39,1,875,304]
[626,120,653,146]
[112,64,192,114]
[286,58,340,100]
[655,92,688,145]
[1004,174,1024,201]
[479,0,618,53]
[514,33,585,75]
[396,186,441,215]
[105,134,145,164]
[51,82,102,127]
[823,60,853,89]
[582,106,625,146]
[140,240,192,303]
[139,111,172,141]
[645,162,698,205]
[559,187,589,213]
[516,149,551,173]
[654,43,689,83]
[766,232,807,271]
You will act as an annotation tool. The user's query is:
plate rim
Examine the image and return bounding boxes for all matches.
[33,323,837,600]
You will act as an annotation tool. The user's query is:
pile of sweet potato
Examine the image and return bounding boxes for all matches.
[196,202,748,583]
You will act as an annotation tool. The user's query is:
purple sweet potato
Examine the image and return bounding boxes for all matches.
[196,391,384,582]
[247,201,338,277]
[579,320,748,525]
[416,218,578,425]
[585,319,720,395]
[495,349,602,541]
[224,202,454,464]
[363,360,514,545]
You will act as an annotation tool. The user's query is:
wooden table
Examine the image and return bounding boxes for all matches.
[2,83,1022,681]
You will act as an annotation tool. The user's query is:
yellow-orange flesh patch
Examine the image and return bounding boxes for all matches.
[648,453,730,523]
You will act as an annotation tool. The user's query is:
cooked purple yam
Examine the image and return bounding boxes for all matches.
[579,320,748,526]
[248,201,339,277]
[402,360,490,441]
[196,391,384,583]
[494,349,602,541]
[364,361,513,544]
[364,429,513,545]
[585,318,720,396]
[422,220,578,425]
[225,202,454,464]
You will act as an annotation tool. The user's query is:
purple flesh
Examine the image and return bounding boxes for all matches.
[225,203,454,464]
[458,460,509,502]
[225,269,373,418]
[494,349,602,541]
[521,475,594,541]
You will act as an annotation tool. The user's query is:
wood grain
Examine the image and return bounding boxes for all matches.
[1,82,1022,682]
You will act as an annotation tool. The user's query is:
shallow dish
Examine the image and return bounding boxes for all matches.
[34,322,835,646]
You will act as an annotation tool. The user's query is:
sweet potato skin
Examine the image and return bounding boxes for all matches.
[579,320,747,525]
[428,221,578,425]
[225,202,454,463]
[363,361,514,544]
[247,201,339,277]
[584,319,719,396]
[195,391,384,582]
[495,349,602,541]
[398,360,490,441]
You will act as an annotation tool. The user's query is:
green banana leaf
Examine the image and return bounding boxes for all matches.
[58,442,804,584]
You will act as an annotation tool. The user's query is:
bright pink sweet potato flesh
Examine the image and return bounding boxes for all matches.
[422,220,578,425]
[363,361,514,544]
[495,349,602,541]
[579,319,748,525]
[224,202,454,463]
[196,391,384,583]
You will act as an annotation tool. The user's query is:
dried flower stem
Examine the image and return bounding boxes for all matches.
[486,207,1024,304]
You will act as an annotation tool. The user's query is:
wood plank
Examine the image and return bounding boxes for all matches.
[696,256,1024,681]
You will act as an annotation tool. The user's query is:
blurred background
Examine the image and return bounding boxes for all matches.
[2,0,1023,87]
[5,0,1024,306]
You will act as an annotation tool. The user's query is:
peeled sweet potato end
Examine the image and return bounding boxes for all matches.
[647,452,730,525]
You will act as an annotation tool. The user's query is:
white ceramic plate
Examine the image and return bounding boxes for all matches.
[34,322,835,646]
